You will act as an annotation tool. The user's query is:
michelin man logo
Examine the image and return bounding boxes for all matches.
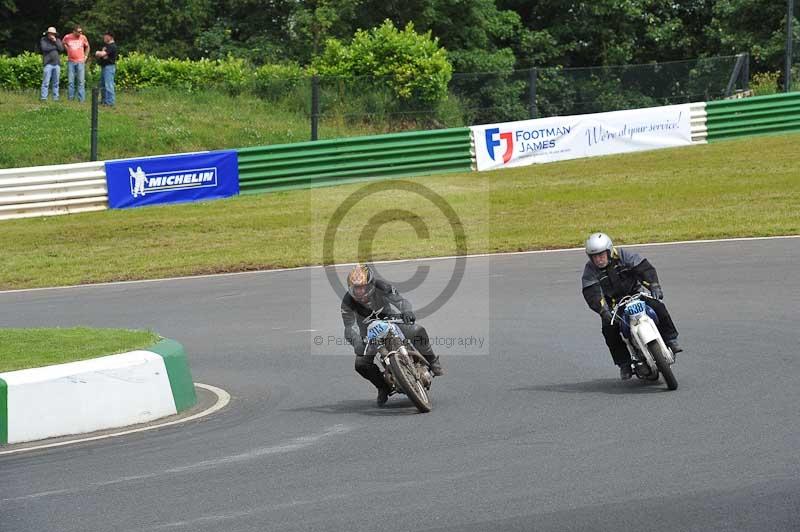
[127,166,218,198]
[129,166,148,197]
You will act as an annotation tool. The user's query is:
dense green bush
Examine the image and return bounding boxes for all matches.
[252,63,308,101]
[313,20,452,109]
[0,52,277,94]
[448,48,526,123]
[116,53,251,94]
[0,52,68,89]
[750,71,781,95]
[1,33,452,116]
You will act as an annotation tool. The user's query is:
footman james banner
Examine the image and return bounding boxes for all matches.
[471,104,693,171]
[105,150,239,209]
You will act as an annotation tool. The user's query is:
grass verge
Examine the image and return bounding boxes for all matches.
[0,88,391,168]
[0,133,798,290]
[0,328,161,372]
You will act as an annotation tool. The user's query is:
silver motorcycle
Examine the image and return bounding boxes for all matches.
[363,312,435,412]
[610,293,678,391]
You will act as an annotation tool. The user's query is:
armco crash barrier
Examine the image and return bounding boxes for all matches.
[1,94,798,220]
[236,128,474,194]
[0,161,107,221]
[0,338,196,445]
[705,92,800,141]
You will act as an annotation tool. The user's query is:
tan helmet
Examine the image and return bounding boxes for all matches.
[347,263,375,303]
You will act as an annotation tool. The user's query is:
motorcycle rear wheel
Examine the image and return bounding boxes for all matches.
[389,352,432,413]
[648,340,678,391]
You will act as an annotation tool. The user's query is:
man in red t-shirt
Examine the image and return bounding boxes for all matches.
[62,25,90,102]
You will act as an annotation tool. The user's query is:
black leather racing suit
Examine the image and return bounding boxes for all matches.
[581,248,678,366]
[341,279,436,391]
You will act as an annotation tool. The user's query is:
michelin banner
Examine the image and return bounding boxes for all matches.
[471,104,693,171]
[105,150,239,209]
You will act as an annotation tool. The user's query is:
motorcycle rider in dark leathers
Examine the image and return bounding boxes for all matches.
[581,232,682,380]
[341,263,444,406]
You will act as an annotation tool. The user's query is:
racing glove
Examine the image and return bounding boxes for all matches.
[650,284,663,300]
[402,310,416,324]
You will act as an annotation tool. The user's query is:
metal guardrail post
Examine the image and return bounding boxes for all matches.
[725,54,747,97]
[743,53,750,91]
[529,68,538,118]
[90,87,99,161]
[787,0,795,92]
[311,75,320,141]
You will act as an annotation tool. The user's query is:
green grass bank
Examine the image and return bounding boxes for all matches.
[0,328,161,372]
[0,132,797,291]
[0,89,393,168]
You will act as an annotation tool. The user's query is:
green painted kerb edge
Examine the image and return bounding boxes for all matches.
[0,377,7,445]
[149,339,197,412]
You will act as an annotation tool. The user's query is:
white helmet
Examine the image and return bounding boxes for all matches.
[585,232,613,256]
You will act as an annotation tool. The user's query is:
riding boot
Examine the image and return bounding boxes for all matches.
[355,355,389,390]
[376,386,390,406]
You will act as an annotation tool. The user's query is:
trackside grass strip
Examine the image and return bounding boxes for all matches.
[0,328,161,372]
[0,133,798,290]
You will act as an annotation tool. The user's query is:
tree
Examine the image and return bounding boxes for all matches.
[80,0,216,58]
[0,1,17,45]
[289,0,361,63]
[194,0,304,63]
[706,0,796,72]
[503,1,689,67]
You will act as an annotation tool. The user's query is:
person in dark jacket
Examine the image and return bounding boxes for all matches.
[581,232,681,380]
[39,27,64,101]
[341,263,443,405]
[95,31,118,106]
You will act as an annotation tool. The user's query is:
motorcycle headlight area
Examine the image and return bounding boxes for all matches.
[367,321,404,342]
[624,300,646,318]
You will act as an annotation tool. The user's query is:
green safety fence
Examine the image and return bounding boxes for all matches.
[706,92,800,141]
[236,128,473,194]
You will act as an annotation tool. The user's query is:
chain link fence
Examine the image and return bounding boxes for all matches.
[793,37,800,90]
[303,54,746,135]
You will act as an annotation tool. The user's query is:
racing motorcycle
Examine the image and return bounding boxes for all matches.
[363,312,435,413]
[611,292,678,391]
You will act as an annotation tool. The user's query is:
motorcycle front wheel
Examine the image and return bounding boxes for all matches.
[389,352,432,413]
[647,340,678,391]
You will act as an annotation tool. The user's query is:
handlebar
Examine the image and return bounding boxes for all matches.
[609,292,657,325]
[363,315,405,324]
[361,306,408,324]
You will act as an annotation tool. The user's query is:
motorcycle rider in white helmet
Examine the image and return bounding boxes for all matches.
[581,232,682,380]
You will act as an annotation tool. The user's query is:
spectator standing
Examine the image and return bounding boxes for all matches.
[62,25,90,102]
[95,31,117,106]
[39,26,64,101]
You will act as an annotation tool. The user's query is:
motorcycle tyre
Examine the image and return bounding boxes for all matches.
[389,352,432,413]
[635,365,660,381]
[648,340,678,391]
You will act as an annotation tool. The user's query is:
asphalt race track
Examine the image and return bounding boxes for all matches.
[1,238,799,532]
